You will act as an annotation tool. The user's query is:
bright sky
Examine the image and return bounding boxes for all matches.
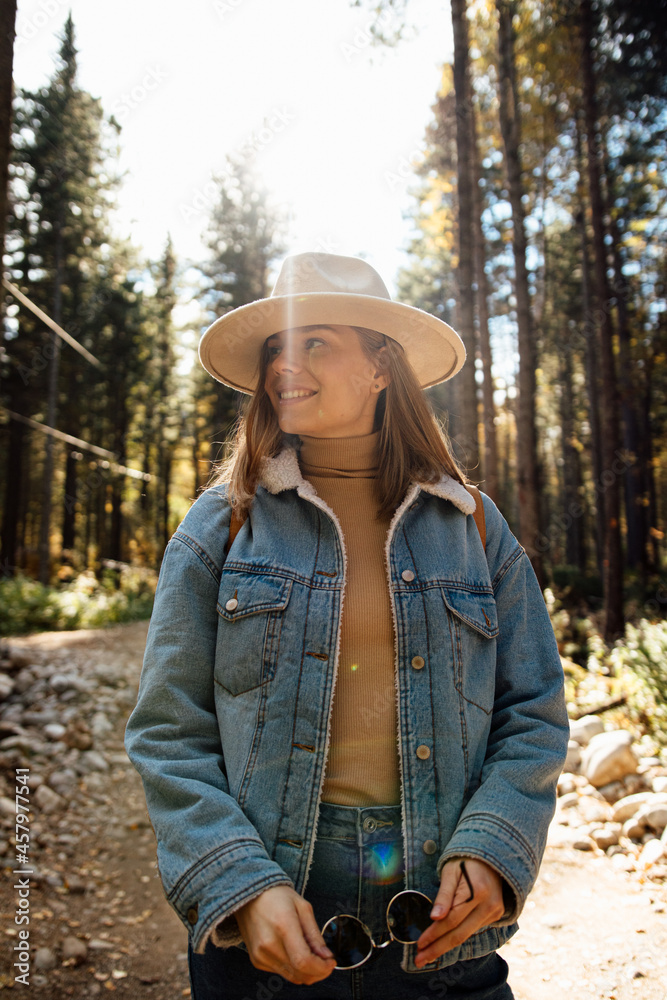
[13,0,454,296]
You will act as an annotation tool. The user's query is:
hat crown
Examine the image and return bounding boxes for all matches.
[271,252,391,301]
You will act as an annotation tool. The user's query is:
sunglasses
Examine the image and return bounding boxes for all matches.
[321,863,474,970]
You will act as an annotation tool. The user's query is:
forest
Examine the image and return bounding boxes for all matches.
[0,0,665,672]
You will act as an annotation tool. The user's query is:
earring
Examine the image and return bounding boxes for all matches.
[375,383,380,389]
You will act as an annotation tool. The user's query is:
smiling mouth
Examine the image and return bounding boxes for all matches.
[278,390,317,400]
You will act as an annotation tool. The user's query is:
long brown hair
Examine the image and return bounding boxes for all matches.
[205,325,466,519]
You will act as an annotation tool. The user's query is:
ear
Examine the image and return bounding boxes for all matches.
[372,346,390,392]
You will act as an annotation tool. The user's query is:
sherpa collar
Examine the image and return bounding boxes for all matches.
[258,446,476,516]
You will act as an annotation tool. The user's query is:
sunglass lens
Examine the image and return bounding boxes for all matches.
[322,915,372,970]
[387,892,433,943]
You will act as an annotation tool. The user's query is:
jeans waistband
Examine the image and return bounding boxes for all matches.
[317,800,403,844]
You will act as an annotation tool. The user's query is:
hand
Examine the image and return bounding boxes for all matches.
[414,858,506,968]
[234,885,337,985]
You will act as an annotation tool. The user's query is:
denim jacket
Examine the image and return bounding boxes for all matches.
[124,446,569,974]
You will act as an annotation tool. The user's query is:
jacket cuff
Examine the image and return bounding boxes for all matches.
[166,837,295,954]
[436,814,536,925]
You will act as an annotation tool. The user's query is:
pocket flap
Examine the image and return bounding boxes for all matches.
[442,587,499,638]
[217,572,292,621]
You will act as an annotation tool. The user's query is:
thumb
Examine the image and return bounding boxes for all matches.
[295,898,335,962]
[431,860,463,920]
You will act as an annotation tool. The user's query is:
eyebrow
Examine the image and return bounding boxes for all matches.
[267,325,339,341]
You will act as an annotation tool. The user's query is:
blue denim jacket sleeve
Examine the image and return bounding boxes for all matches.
[123,490,294,954]
[435,493,569,922]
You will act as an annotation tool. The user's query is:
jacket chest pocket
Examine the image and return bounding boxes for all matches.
[215,571,293,696]
[441,587,498,715]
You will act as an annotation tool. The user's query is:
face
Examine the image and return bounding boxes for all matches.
[263,325,389,438]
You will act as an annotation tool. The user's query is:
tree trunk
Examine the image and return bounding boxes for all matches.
[495,0,544,582]
[608,202,645,575]
[38,203,65,585]
[574,111,604,579]
[0,0,16,284]
[0,415,24,575]
[61,449,78,552]
[580,0,624,640]
[471,105,499,501]
[450,0,480,477]
[559,345,586,570]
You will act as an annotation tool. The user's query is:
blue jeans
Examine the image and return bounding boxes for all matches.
[188,802,514,1000]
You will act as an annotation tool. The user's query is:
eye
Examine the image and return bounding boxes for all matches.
[305,337,326,350]
[267,343,281,358]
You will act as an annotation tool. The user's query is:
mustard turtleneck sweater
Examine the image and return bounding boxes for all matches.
[299,432,401,807]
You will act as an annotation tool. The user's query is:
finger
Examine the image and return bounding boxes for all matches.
[430,860,462,920]
[295,898,336,961]
[282,911,337,983]
[414,904,488,968]
[415,893,506,968]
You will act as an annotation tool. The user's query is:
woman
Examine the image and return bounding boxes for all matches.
[124,252,569,999]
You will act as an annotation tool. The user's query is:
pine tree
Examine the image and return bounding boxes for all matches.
[2,14,120,580]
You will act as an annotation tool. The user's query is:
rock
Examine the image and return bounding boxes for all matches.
[0,795,17,819]
[557,773,577,796]
[64,720,93,751]
[563,740,581,773]
[44,723,67,740]
[569,715,605,745]
[49,673,79,693]
[622,817,646,840]
[622,773,646,795]
[653,776,667,794]
[63,873,87,893]
[597,780,625,803]
[34,946,57,970]
[34,784,65,814]
[611,792,662,824]
[610,852,635,871]
[76,750,108,773]
[0,674,15,700]
[637,838,666,868]
[581,730,638,787]
[6,647,32,671]
[12,669,36,694]
[589,824,622,849]
[48,768,78,796]
[557,791,581,810]
[91,712,113,738]
[573,836,594,851]
[578,794,614,822]
[634,802,667,835]
[61,935,88,962]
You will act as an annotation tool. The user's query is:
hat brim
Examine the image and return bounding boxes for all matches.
[198,292,466,393]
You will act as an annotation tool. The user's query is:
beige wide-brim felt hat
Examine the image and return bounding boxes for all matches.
[198,251,466,393]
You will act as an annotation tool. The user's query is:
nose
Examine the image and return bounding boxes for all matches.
[271,341,302,375]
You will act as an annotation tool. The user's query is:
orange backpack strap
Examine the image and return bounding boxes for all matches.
[225,506,247,556]
[465,485,487,550]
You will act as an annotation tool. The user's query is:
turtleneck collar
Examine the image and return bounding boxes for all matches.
[298,432,380,479]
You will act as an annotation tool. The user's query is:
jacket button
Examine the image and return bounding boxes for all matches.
[416,744,430,759]
[411,656,425,670]
[401,570,415,582]
[423,840,438,855]
[225,598,238,611]
[187,904,199,925]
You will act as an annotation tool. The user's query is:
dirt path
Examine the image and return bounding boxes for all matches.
[1,622,666,998]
